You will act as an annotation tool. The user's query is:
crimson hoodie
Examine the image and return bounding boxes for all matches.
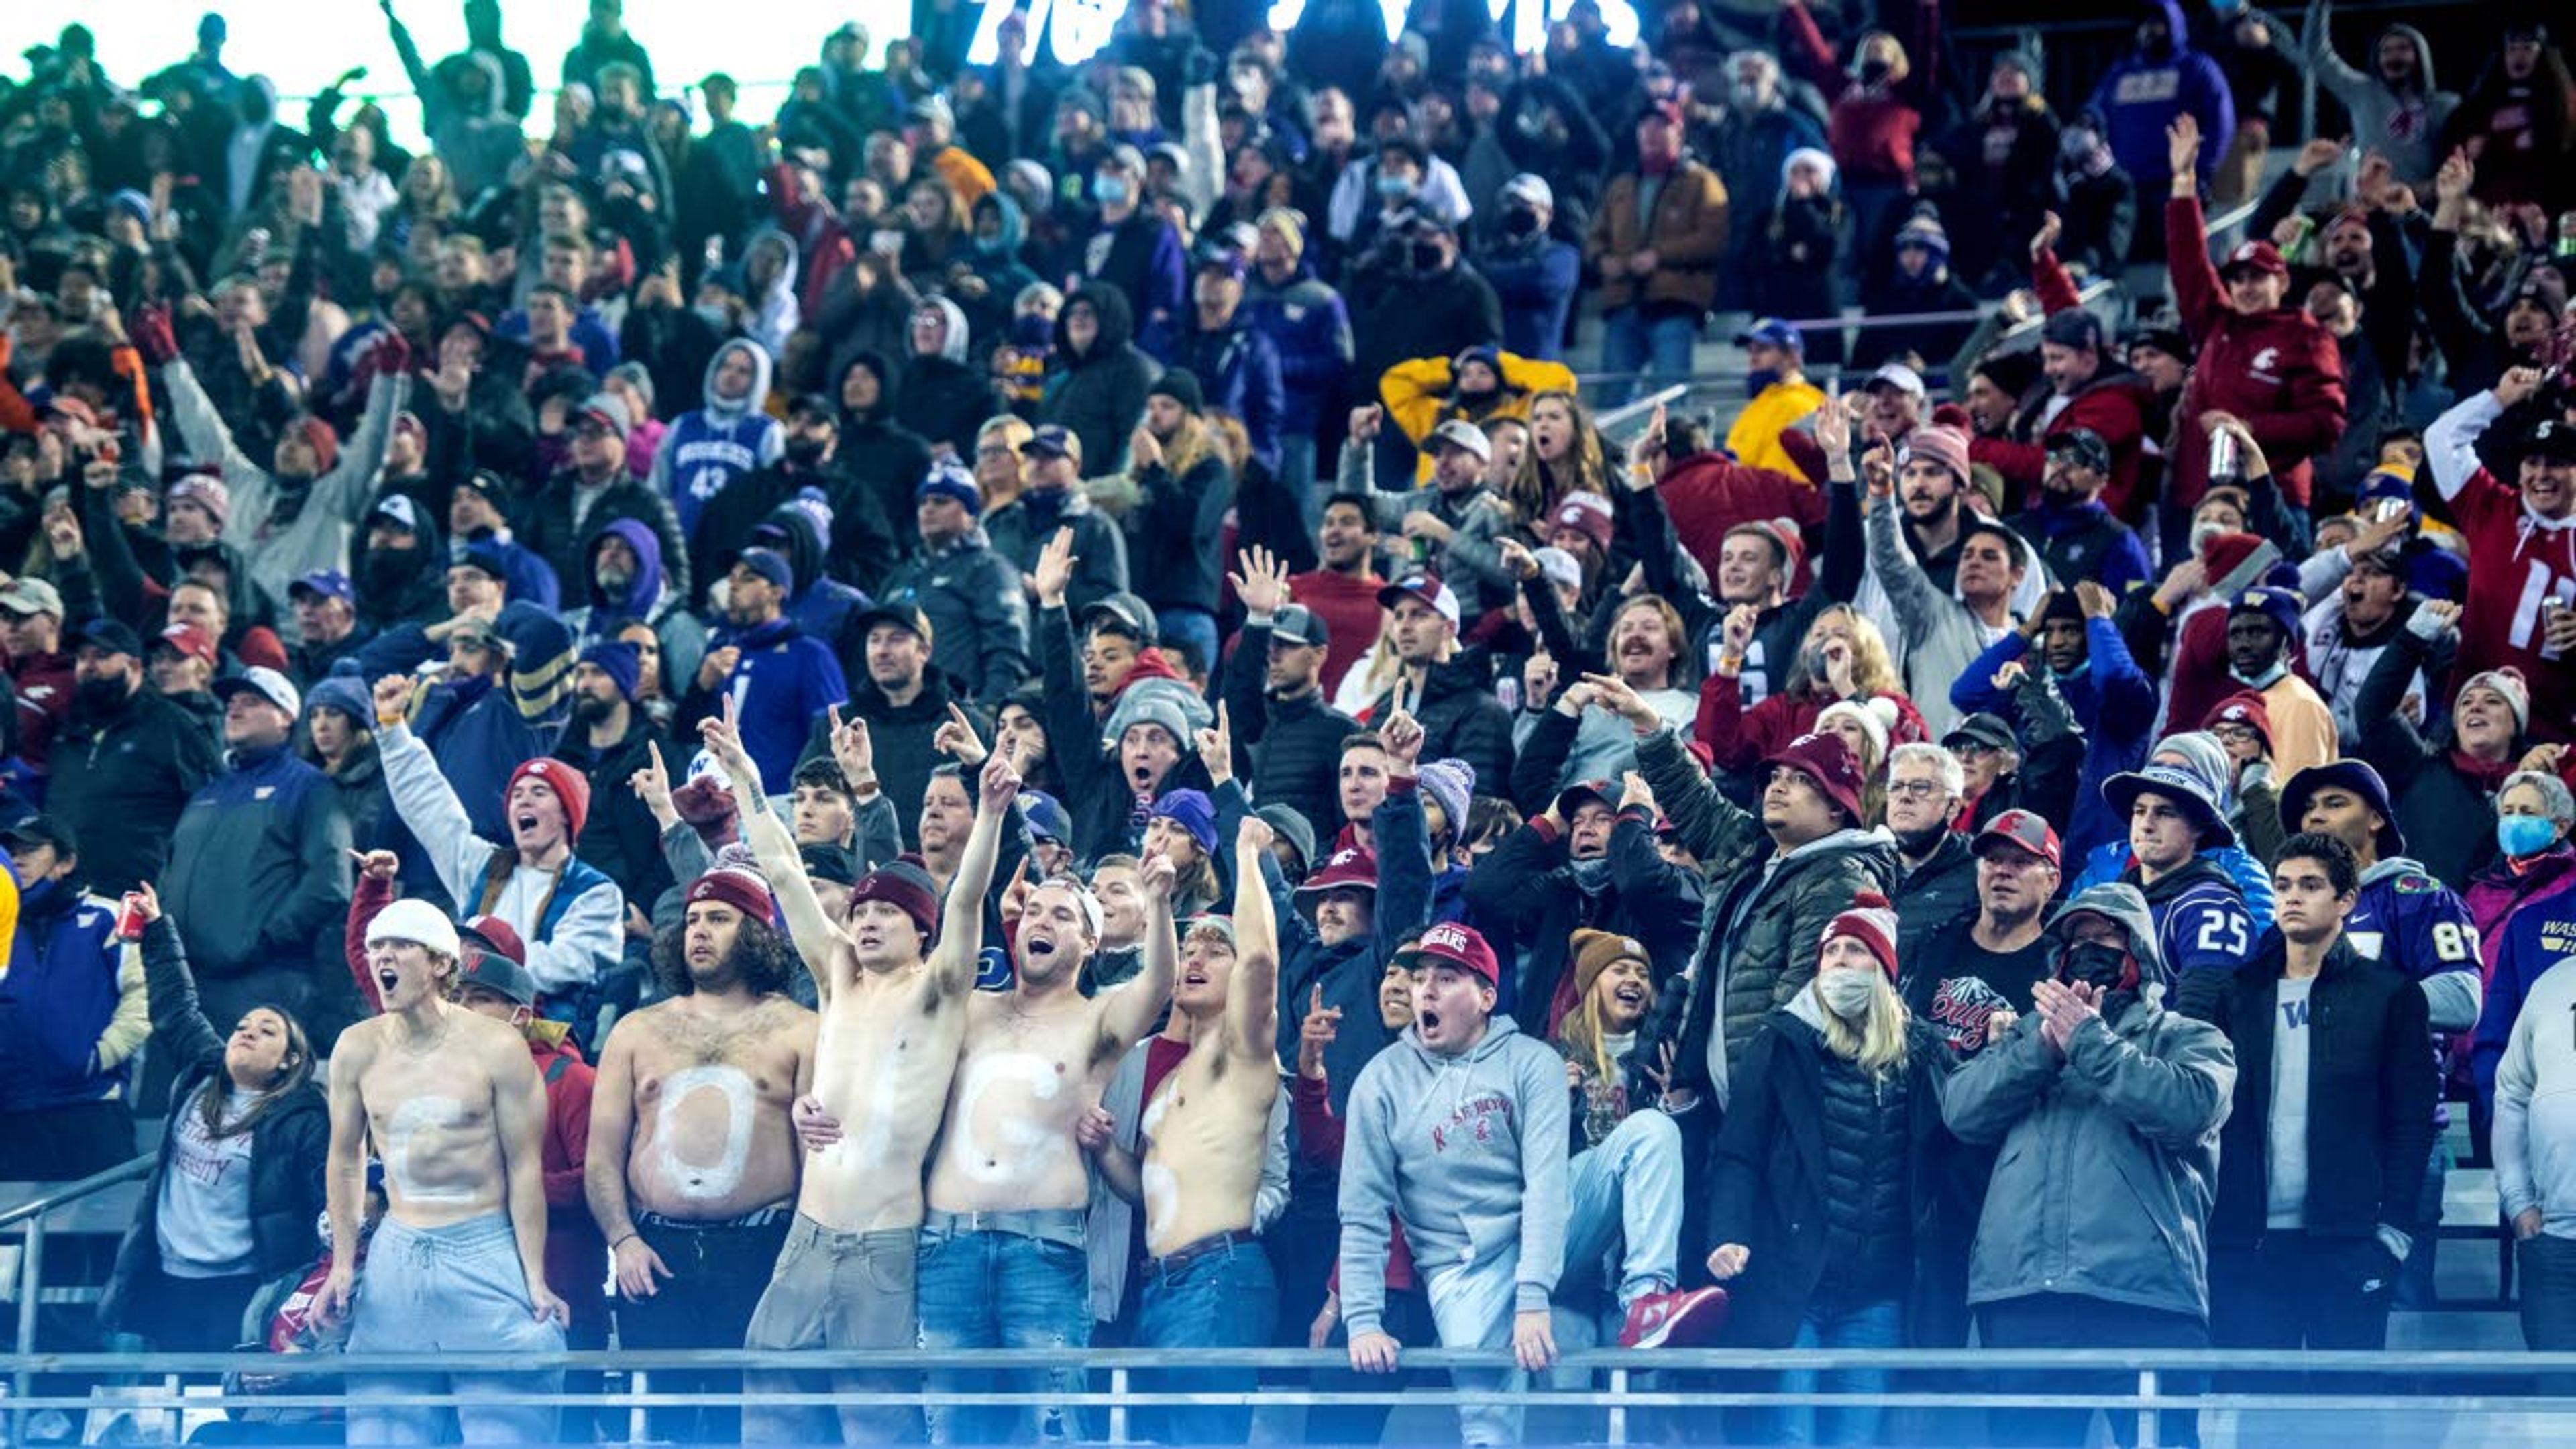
[2165,197,2347,509]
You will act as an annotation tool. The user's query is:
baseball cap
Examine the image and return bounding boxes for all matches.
[2526,417,2576,463]
[1943,712,2019,755]
[2041,309,2106,353]
[1024,424,1083,463]
[1413,919,1501,987]
[1734,317,1805,354]
[369,494,422,533]
[1081,591,1161,644]
[2219,239,2288,279]
[0,814,78,857]
[1532,547,1582,594]
[2046,427,2113,476]
[850,600,932,642]
[1428,418,1491,462]
[1269,604,1329,649]
[454,928,539,1006]
[576,392,633,439]
[1973,808,2062,870]
[153,622,218,668]
[1375,575,1461,627]
[0,576,64,618]
[72,617,144,659]
[288,569,354,604]
[1499,172,1554,210]
[1865,362,1927,399]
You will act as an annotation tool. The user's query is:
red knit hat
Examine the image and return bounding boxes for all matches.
[687,863,775,923]
[2202,691,2275,755]
[297,415,341,473]
[508,758,592,843]
[847,859,941,941]
[1820,891,1900,980]
[1765,731,1867,825]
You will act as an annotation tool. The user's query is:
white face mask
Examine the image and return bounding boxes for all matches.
[1817,969,1878,1020]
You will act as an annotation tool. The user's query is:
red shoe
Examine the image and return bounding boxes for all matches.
[1618,1285,1729,1348]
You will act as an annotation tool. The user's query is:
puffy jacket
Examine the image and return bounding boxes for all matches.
[1705,1005,1960,1348]
[1040,284,1161,474]
[162,744,353,985]
[1214,618,1356,841]
[1160,315,1284,476]
[100,918,329,1334]
[879,527,1032,703]
[1366,658,1514,807]
[798,666,983,849]
[1587,160,1731,314]
[1377,351,1578,484]
[0,882,142,1114]
[44,686,225,895]
[1638,726,1899,1105]
[2165,196,2347,510]
[1239,262,1354,437]
[2206,935,2436,1248]
[983,484,1131,618]
[550,714,675,909]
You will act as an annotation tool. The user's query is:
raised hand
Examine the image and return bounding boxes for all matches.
[2412,598,2462,638]
[1719,604,1758,661]
[2166,113,2201,181]
[1582,672,1662,733]
[2496,366,2545,408]
[1195,702,1235,786]
[1139,849,1177,902]
[1379,706,1425,772]
[2434,150,2473,206]
[695,645,741,692]
[2030,210,2061,259]
[1348,403,1383,443]
[825,706,875,790]
[371,674,412,725]
[1000,858,1034,924]
[934,700,989,767]
[350,849,400,882]
[978,737,1022,811]
[1497,537,1541,582]
[1822,637,1856,698]
[1619,769,1657,814]
[629,739,675,820]
[697,695,759,784]
[2074,580,2118,620]
[1034,526,1078,608]
[1230,545,1290,616]
[1812,381,1851,460]
[2292,135,2345,178]
[1297,983,1341,1081]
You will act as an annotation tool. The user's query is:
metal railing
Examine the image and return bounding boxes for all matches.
[1,1156,153,1407]
[8,1346,2576,1446]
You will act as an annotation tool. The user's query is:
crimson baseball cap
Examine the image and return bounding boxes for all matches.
[1973,808,2063,871]
[1413,919,1500,987]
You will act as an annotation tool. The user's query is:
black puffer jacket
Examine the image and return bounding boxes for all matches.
[1366,657,1514,810]
[1894,833,1978,971]
[1817,1044,1914,1299]
[1638,726,1899,1102]
[101,918,329,1336]
[1040,283,1159,474]
[1703,1006,1960,1347]
[1214,619,1354,845]
[798,665,983,849]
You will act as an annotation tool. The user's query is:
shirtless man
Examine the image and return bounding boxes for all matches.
[914,796,1177,1443]
[319,898,568,1446]
[703,700,1004,1444]
[584,848,814,1444]
[1081,817,1285,1444]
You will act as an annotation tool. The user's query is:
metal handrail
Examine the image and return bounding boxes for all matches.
[0,1156,153,1232]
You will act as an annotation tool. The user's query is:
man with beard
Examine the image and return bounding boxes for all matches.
[1856,412,2031,738]
[1344,409,1514,619]
[908,786,1175,1443]
[373,674,625,1025]
[1287,494,1386,698]
[569,519,708,708]
[1904,810,2067,1057]
[586,855,813,1446]
[1368,576,1513,793]
[154,347,411,635]
[701,703,1004,1444]
[678,549,846,791]
[1222,546,1356,835]
[527,392,692,610]
[553,640,674,918]
[44,619,221,898]
[804,602,977,847]
[318,898,567,1445]
[2220,585,2337,784]
[446,476,561,610]
[2300,3,2456,189]
[689,396,890,603]
[2000,427,2153,594]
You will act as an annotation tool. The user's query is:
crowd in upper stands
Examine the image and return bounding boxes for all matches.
[4,0,2576,1444]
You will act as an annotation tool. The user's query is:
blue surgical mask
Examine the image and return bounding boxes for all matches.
[1377,172,1417,201]
[2499,814,2561,860]
[1094,174,1130,207]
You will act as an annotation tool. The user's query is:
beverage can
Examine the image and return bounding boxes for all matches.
[115,894,147,941]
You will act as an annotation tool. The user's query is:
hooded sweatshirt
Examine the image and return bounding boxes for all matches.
[649,338,784,541]
[894,294,991,458]
[1040,284,1161,474]
[2304,13,2455,186]
[1335,1012,1570,1340]
[568,516,710,700]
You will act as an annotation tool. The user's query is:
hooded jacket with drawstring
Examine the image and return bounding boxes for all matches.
[833,351,937,562]
[2302,9,2454,186]
[1943,882,2237,1321]
[566,517,710,706]
[741,227,804,361]
[1040,284,1161,476]
[894,294,990,458]
[649,337,784,541]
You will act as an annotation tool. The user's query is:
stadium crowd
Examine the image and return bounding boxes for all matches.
[4,0,2576,1444]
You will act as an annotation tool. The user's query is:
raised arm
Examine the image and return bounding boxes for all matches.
[703,706,847,998]
[1099,847,1181,1055]
[1230,816,1283,1060]
[930,743,1021,997]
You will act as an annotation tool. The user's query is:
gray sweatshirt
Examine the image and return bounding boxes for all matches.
[1336,1014,1570,1339]
[2495,961,2576,1240]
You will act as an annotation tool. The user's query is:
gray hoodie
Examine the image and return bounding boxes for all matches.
[2304,3,2456,186]
[1336,1013,1570,1340]
[2495,957,2576,1241]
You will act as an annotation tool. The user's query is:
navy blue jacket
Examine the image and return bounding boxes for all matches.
[1160,315,1285,476]
[1239,264,1354,437]
[162,743,353,985]
[0,882,133,1113]
[1478,236,1582,362]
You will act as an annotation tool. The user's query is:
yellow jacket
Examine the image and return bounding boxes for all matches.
[1379,352,1581,481]
[1725,378,1825,477]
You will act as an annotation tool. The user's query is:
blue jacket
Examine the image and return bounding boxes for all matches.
[1951,619,2156,861]
[2474,885,2576,1109]
[651,339,785,539]
[462,533,563,611]
[681,614,847,792]
[2088,0,2235,190]
[0,881,136,1113]
[1161,315,1285,476]
[2074,839,2277,941]
[1478,237,1582,362]
[162,743,353,983]
[1239,263,1354,437]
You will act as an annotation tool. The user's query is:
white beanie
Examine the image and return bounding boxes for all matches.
[365,898,462,959]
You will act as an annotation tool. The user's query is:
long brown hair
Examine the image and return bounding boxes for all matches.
[197,1005,315,1141]
[1506,390,1610,523]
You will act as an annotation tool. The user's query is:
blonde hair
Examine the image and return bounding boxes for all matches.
[1813,970,1912,1078]
[1801,604,1900,700]
[1558,963,1656,1085]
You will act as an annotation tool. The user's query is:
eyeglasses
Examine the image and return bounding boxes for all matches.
[1886,780,1949,801]
[2210,724,2261,745]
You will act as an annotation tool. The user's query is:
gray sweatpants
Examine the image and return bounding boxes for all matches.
[345,1212,566,1444]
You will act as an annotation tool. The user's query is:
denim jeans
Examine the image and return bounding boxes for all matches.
[1777,1299,1903,1445]
[1560,1110,1684,1313]
[916,1216,1092,1444]
[1134,1234,1277,1444]
[1600,307,1699,405]
[742,1218,920,1445]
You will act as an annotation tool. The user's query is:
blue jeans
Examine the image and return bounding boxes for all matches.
[1279,432,1321,534]
[1561,1110,1684,1313]
[1777,1299,1902,1446]
[1600,307,1699,405]
[1134,1234,1277,1444]
[916,1218,1092,1444]
[1156,606,1219,678]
